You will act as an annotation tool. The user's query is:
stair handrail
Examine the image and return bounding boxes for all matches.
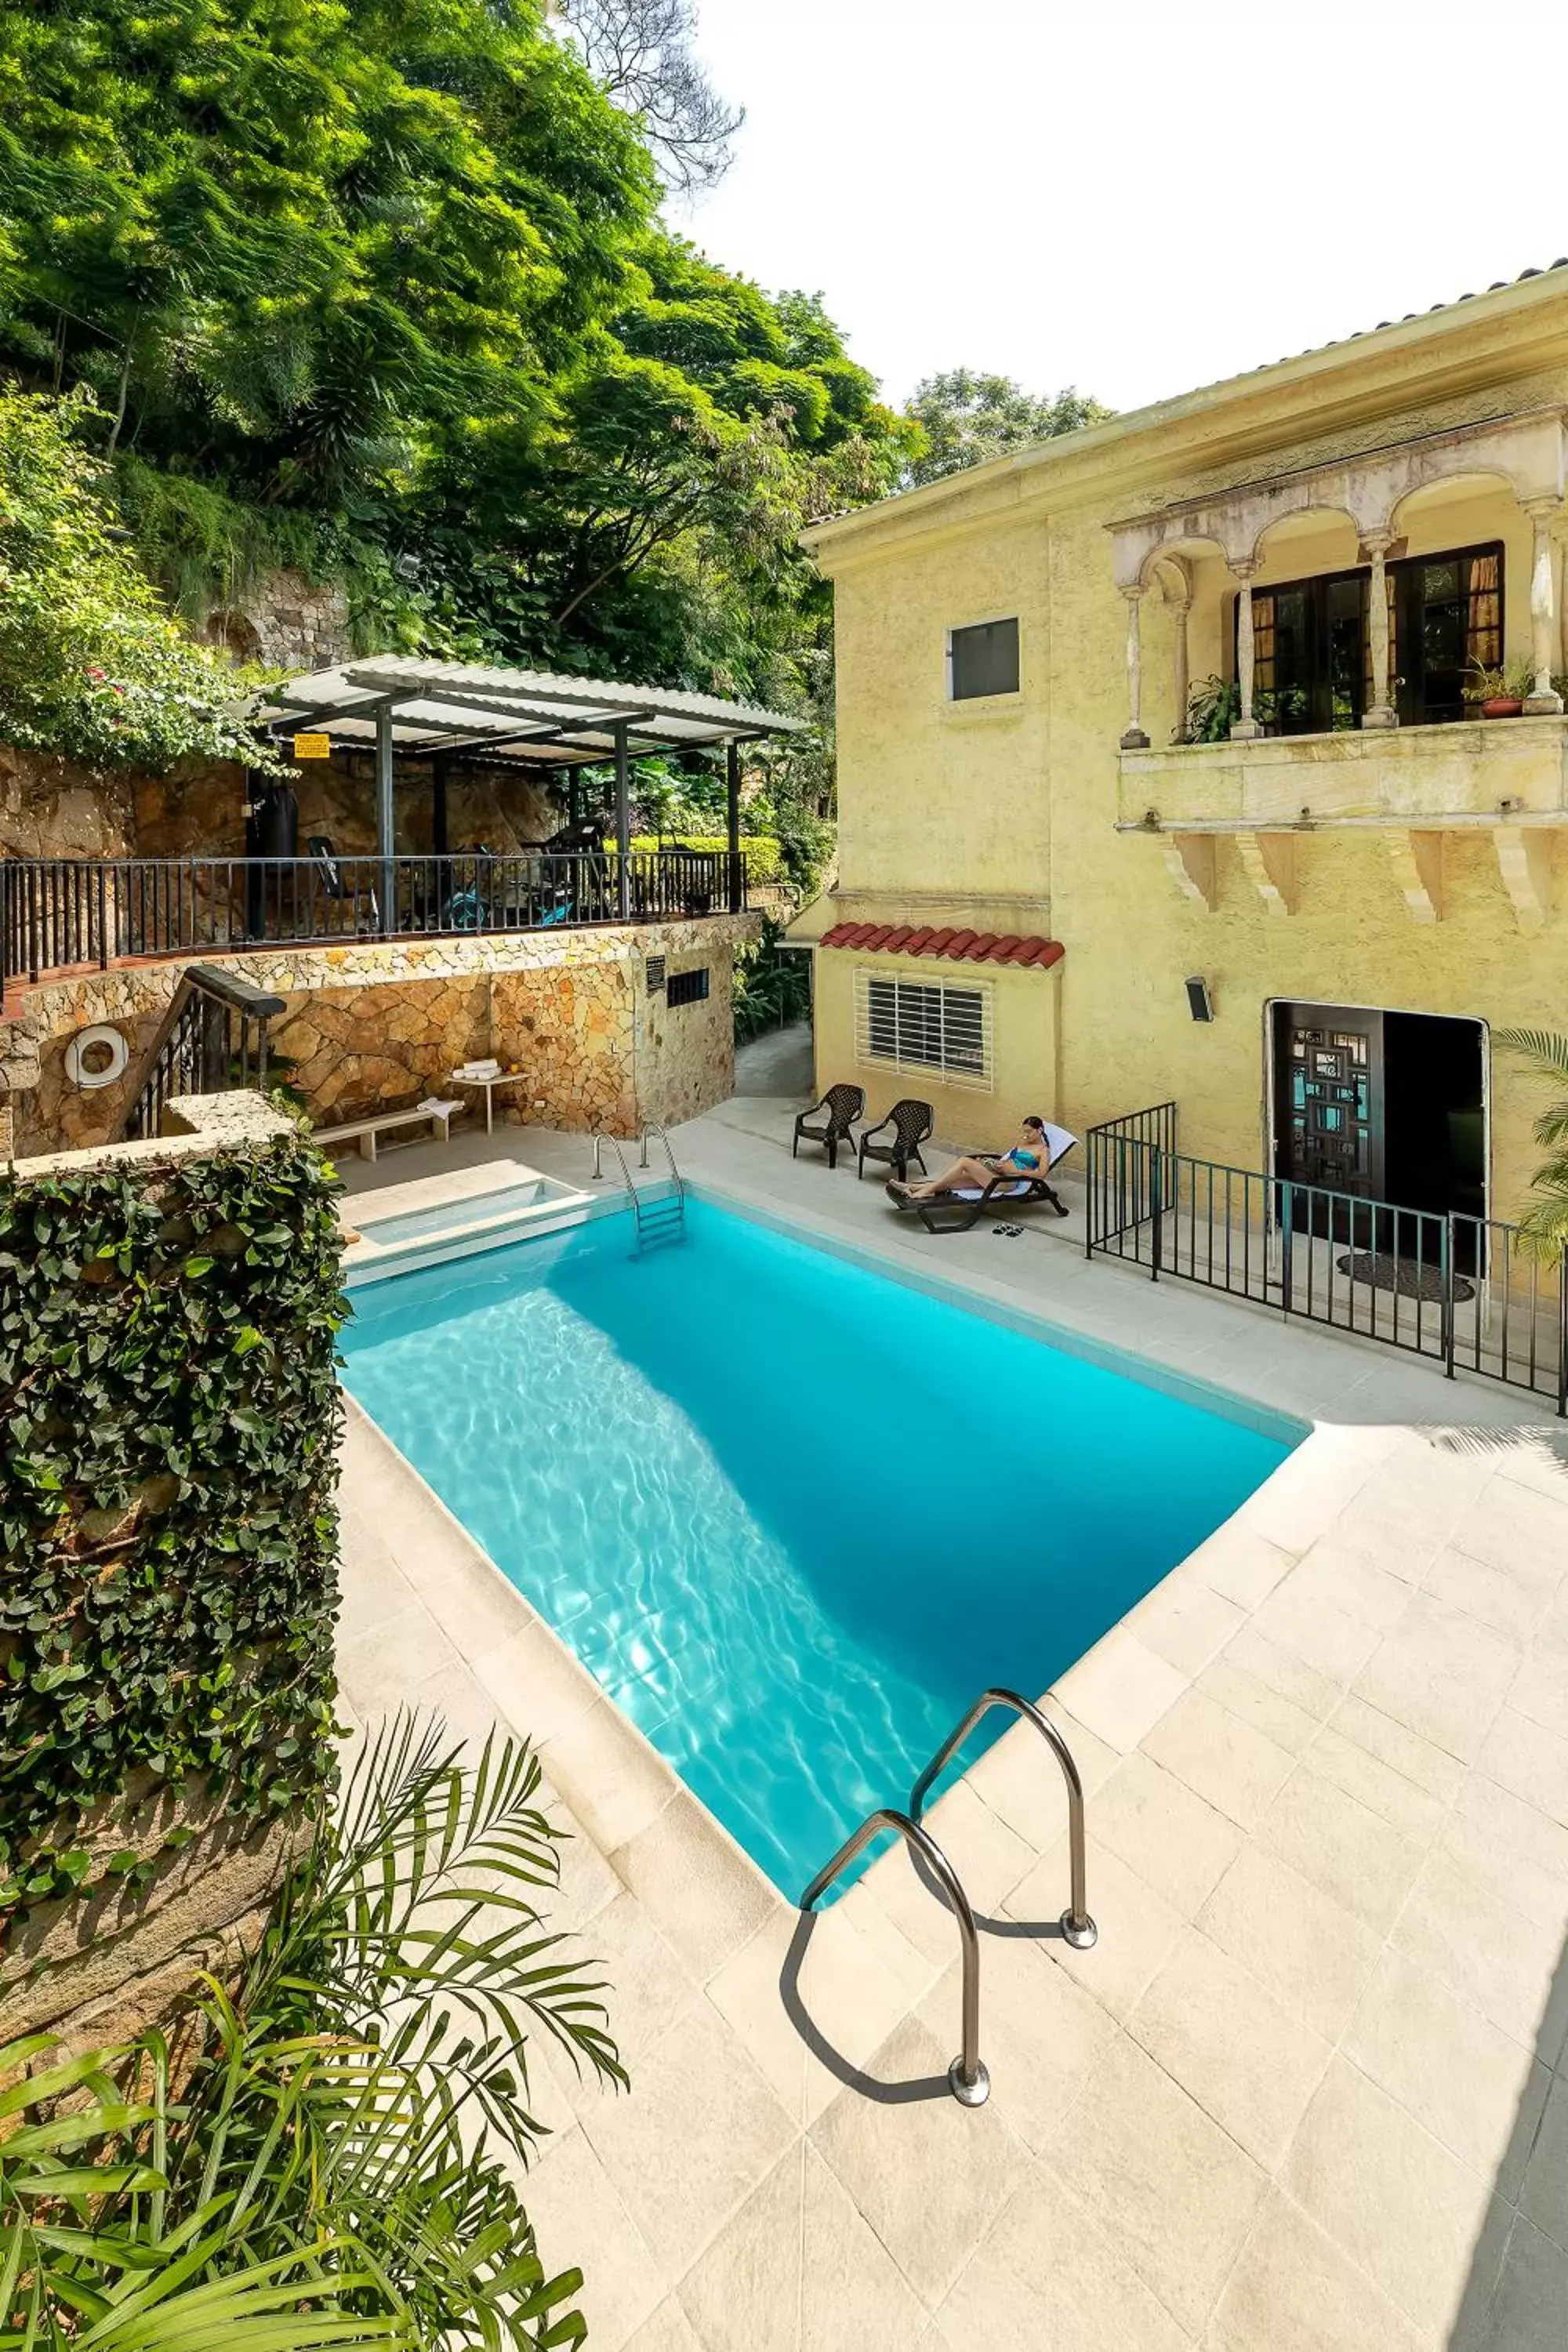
[116,963,285,1143]
[800,1806,989,2107]
[909,1687,1097,1949]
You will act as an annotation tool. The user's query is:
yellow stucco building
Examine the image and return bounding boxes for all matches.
[795,265,1568,1237]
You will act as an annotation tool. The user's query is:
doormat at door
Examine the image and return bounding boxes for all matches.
[1335,1251,1475,1304]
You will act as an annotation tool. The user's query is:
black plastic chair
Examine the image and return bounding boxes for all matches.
[857,1098,934,1183]
[793,1083,865,1171]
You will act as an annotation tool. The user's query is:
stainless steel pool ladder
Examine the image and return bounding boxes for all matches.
[800,1690,1096,2107]
[590,1121,685,1252]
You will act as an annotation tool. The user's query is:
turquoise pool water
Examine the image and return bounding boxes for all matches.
[341,1197,1297,1896]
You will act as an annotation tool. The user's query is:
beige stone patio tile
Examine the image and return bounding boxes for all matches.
[540,1791,623,1932]
[1205,2187,1427,2352]
[1254,1761,1425,1936]
[918,1778,1040,1916]
[1454,2217,1568,2352]
[1090,1751,1243,1918]
[1005,1839,1184,2023]
[1276,1538,1415,1633]
[1487,1439,1568,1501]
[580,1997,797,2281]
[933,2168,1189,2352]
[1222,1624,1345,1724]
[1194,1654,1320,1756]
[858,1790,1033,1965]
[1283,2056,1508,2343]
[1520,2075,1568,2249]
[1345,1946,1552,2197]
[1451,1474,1568,1579]
[1509,1645,1568,1743]
[1053,2030,1265,2336]
[1247,1577,1384,1688]
[1439,1802,1568,1939]
[917,1928,1116,2158]
[1196,1846,1383,2043]
[399,1655,521,1755]
[963,1701,1117,1846]
[561,1889,702,2069]
[1477,1708,1568,1831]
[1352,1593,1519,1762]
[1127,1926,1331,2172]
[1453,1772,1568,1897]
[1325,1690,1468,1805]
[1240,1441,1377,1556]
[1127,1574,1247,1678]
[523,2123,666,2352]
[677,2140,927,2352]
[537,1696,678,1853]
[611,1792,777,1981]
[1181,1519,1298,1611]
[833,1879,944,2010]
[471,1613,603,1747]
[1426,1541,1562,1646]
[809,2015,1025,2307]
[706,1899,916,2128]
[335,1594,463,1715]
[1304,1721,1452,1842]
[1393,1845,1568,2057]
[626,2299,702,2352]
[1143,1686,1295,1828]
[1050,1627,1188,1754]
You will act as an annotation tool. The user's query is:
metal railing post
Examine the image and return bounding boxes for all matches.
[801,1809,989,2106]
[1280,1180,1294,1317]
[909,1689,1096,1950]
[1442,1216,1457,1378]
[1149,1140,1163,1281]
[1559,1257,1568,1420]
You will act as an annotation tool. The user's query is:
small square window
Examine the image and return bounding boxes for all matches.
[666,966,710,1007]
[948,618,1019,701]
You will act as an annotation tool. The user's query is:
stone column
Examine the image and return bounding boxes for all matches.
[1230,561,1263,740]
[1362,532,1397,728]
[1171,592,1192,742]
[1120,587,1149,749]
[1525,502,1565,713]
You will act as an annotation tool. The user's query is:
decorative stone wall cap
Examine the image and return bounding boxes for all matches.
[11,1091,292,1181]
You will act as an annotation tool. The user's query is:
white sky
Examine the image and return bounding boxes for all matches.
[677,0,1568,416]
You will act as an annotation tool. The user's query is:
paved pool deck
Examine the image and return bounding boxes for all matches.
[335,1092,1568,2350]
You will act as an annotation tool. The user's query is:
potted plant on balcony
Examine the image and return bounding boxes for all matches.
[1463,657,1536,718]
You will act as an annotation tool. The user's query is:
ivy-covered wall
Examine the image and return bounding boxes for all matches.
[0,1103,346,2034]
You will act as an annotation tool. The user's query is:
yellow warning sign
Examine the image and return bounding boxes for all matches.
[292,732,331,760]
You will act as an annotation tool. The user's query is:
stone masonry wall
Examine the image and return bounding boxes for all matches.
[5,916,756,1155]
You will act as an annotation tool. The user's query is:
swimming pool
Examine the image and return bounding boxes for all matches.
[341,1196,1298,1895]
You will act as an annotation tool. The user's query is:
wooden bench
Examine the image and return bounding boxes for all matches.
[313,1098,464,1162]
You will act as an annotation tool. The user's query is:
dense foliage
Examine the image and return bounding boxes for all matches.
[1496,1029,1568,1259]
[903,368,1109,486]
[0,1715,623,2350]
[0,0,912,741]
[0,389,281,768]
[0,1134,345,1921]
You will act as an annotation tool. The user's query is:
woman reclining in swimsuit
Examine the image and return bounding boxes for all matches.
[887,1116,1050,1202]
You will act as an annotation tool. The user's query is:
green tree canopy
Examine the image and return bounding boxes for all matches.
[903,367,1110,486]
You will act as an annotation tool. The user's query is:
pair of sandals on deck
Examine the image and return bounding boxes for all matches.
[884,1120,1077,1235]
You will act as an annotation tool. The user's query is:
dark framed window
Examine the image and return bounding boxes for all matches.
[666,965,709,1006]
[855,973,991,1086]
[1236,540,1503,733]
[948,618,1019,700]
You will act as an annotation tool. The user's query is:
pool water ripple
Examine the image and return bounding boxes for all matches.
[342,1199,1295,1895]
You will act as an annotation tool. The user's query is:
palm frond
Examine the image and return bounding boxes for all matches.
[1495,1026,1568,1085]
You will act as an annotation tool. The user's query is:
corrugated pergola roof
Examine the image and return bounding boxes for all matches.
[261,658,804,765]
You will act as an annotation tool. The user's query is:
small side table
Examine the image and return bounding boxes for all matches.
[448,1069,529,1135]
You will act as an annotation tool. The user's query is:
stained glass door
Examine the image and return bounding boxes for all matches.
[1275,1004,1385,1200]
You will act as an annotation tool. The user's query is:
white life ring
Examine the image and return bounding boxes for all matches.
[65,1023,130,1091]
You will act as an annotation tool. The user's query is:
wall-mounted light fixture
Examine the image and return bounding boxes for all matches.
[1185,976,1214,1023]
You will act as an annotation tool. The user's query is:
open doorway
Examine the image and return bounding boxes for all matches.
[1271,1000,1485,1225]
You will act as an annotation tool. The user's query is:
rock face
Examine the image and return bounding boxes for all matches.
[5,917,757,1154]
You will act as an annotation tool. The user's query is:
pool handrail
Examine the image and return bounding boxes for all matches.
[909,1688,1098,1951]
[800,1806,989,2107]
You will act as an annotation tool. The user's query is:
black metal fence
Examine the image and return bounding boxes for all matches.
[1086,1103,1568,1412]
[119,964,284,1143]
[0,848,744,988]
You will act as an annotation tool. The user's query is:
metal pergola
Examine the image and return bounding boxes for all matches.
[259,657,802,924]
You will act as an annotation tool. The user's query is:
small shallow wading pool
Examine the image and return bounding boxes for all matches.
[341,1196,1300,1895]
